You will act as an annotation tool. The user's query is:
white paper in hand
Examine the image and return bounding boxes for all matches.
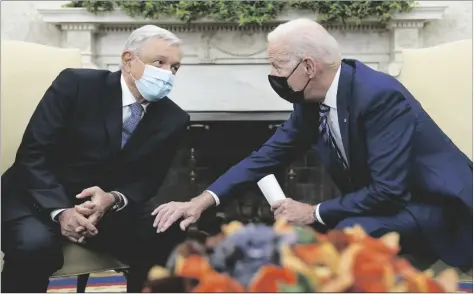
[257,174,286,205]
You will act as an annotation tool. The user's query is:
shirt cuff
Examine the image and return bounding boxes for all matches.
[205,190,220,206]
[315,203,326,225]
[111,191,128,211]
[51,209,66,222]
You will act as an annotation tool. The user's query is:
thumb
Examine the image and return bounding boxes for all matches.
[76,186,99,199]
[271,199,284,211]
[179,216,195,231]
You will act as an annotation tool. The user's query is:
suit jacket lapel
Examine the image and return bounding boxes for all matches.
[336,61,354,167]
[103,71,123,155]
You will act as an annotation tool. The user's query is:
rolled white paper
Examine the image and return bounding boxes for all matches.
[257,174,287,205]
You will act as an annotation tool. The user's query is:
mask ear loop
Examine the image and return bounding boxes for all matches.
[286,60,303,81]
[287,59,311,92]
[129,55,146,81]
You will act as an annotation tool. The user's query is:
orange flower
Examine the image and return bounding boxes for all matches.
[176,255,212,280]
[248,265,298,292]
[352,248,396,292]
[326,230,350,252]
[292,242,340,274]
[192,272,245,292]
[393,259,445,292]
[292,243,323,265]
[361,236,399,256]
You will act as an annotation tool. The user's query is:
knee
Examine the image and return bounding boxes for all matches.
[8,232,63,271]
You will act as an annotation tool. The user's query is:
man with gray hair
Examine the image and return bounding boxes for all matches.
[153,19,472,269]
[1,25,189,292]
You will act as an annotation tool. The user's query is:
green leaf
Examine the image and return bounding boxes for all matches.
[278,273,315,292]
[65,0,415,26]
[293,226,318,244]
[278,282,307,292]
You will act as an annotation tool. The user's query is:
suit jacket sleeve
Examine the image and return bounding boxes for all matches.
[113,116,190,204]
[16,69,78,211]
[207,105,314,200]
[318,90,415,226]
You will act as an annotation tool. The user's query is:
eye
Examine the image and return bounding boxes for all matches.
[171,65,180,73]
[153,60,164,68]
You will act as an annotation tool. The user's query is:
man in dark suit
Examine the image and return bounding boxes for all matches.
[152,19,472,269]
[1,25,190,292]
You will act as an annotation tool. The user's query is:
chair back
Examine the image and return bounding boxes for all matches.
[397,40,473,160]
[1,41,82,172]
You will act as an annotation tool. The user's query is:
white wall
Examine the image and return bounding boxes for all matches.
[1,1,472,49]
[1,1,67,47]
[422,1,473,47]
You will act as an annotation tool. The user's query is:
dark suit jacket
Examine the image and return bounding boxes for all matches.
[207,60,473,267]
[2,69,190,222]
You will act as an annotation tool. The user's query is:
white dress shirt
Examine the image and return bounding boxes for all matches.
[50,75,148,221]
[206,66,346,226]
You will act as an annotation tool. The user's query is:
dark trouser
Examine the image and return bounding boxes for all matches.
[1,206,185,293]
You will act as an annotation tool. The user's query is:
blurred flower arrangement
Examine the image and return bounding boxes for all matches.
[143,219,459,292]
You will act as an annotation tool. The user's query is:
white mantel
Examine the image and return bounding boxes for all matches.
[38,5,447,112]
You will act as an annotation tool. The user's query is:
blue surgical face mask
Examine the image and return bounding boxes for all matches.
[130,57,175,102]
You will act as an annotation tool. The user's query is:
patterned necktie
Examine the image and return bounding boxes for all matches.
[121,103,143,148]
[319,103,348,170]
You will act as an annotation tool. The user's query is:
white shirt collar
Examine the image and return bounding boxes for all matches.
[323,65,342,110]
[120,75,149,111]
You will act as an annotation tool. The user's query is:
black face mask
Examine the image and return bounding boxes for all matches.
[268,60,311,104]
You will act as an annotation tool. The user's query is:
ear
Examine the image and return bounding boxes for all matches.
[303,57,318,78]
[121,51,134,73]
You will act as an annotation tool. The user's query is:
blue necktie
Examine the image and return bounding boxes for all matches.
[319,103,348,170]
[121,103,143,148]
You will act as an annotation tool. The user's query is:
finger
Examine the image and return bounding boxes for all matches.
[82,201,96,208]
[151,204,167,216]
[274,206,285,217]
[76,186,99,199]
[79,201,96,209]
[179,216,195,231]
[157,208,175,231]
[153,206,170,228]
[75,225,93,237]
[76,215,98,235]
[78,236,87,244]
[67,236,79,243]
[160,211,183,233]
[75,205,95,216]
[271,200,284,211]
[64,230,82,240]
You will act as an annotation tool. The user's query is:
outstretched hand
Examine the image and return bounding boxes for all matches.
[151,201,201,232]
[151,192,216,233]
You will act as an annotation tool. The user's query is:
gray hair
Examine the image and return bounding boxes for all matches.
[121,25,181,68]
[267,18,341,69]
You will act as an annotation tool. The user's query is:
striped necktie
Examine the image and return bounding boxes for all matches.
[319,103,348,170]
[121,103,143,148]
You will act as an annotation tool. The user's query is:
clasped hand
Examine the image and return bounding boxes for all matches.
[58,186,116,243]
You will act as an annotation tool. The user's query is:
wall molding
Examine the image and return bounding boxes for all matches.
[35,4,447,112]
